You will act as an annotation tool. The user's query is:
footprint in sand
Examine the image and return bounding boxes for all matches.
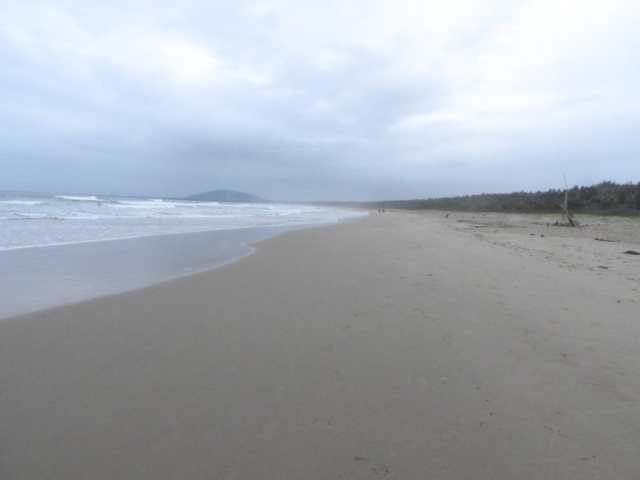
[312,418,331,427]
[353,457,391,477]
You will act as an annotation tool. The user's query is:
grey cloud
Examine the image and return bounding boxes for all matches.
[1,1,639,201]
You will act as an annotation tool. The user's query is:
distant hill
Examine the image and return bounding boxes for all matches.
[184,190,267,203]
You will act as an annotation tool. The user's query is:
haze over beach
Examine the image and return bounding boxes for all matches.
[1,1,640,479]
[1,0,639,200]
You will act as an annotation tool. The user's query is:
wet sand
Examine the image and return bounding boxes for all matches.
[0,225,307,319]
[1,211,639,479]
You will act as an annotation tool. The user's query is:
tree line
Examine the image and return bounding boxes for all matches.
[352,181,640,214]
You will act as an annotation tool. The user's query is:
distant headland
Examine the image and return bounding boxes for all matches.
[184,190,267,203]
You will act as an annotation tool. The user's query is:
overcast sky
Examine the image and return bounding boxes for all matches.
[1,0,638,201]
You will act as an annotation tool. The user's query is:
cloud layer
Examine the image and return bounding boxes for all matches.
[1,0,638,200]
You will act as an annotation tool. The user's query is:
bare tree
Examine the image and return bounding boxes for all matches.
[556,191,576,226]
[556,176,577,226]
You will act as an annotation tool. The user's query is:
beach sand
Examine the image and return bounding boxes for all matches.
[1,211,639,479]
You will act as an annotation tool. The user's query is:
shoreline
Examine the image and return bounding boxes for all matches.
[0,223,330,320]
[1,210,638,479]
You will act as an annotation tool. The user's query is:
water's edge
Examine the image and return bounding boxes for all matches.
[0,221,346,320]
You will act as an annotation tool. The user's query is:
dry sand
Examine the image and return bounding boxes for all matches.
[1,210,639,479]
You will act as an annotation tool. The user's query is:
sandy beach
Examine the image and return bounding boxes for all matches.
[1,210,639,479]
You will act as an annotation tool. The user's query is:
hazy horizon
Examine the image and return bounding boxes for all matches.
[4,179,639,205]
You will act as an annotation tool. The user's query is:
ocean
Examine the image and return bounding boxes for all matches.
[0,191,365,318]
[0,191,363,251]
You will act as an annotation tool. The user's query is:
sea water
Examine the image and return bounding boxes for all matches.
[0,191,362,250]
[0,191,365,318]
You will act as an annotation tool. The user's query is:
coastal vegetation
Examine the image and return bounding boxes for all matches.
[357,181,640,216]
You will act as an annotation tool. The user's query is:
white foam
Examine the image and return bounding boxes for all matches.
[57,195,100,201]
[0,200,43,206]
[0,192,366,250]
[105,202,177,209]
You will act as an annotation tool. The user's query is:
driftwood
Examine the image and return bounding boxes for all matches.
[556,191,577,227]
